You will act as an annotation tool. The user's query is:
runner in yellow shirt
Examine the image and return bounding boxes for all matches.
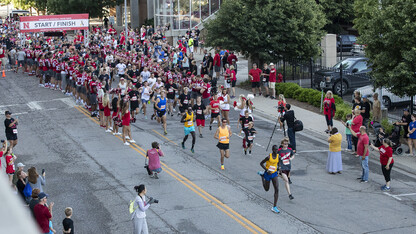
[258,145,280,213]
[214,118,232,170]
[181,107,196,153]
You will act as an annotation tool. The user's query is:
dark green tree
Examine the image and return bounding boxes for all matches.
[204,0,326,64]
[317,0,355,34]
[354,0,416,97]
[47,0,121,18]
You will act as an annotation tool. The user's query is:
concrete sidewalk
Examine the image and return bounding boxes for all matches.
[192,49,415,175]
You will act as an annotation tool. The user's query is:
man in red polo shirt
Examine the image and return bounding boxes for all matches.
[33,192,54,234]
[249,63,262,96]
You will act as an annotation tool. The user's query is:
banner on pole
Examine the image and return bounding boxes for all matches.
[19,14,89,32]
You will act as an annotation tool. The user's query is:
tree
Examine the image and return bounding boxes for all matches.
[354,0,416,97]
[204,0,326,64]
[47,0,121,18]
[317,0,355,34]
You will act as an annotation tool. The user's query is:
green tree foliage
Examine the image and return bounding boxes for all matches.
[354,0,416,97]
[47,0,121,18]
[317,0,355,34]
[204,0,326,63]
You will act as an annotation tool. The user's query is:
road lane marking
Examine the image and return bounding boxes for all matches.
[152,129,178,145]
[27,101,43,110]
[394,193,416,197]
[74,105,267,234]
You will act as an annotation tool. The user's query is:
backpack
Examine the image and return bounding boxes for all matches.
[129,200,138,214]
[23,183,32,198]
[294,119,303,132]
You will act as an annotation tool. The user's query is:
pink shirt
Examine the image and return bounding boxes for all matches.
[147,148,164,170]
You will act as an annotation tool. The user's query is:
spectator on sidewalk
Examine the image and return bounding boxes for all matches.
[361,95,371,128]
[395,108,412,154]
[280,104,296,153]
[351,109,363,154]
[249,63,262,96]
[34,192,54,234]
[4,110,18,149]
[29,189,41,217]
[63,207,74,234]
[352,96,362,113]
[27,167,46,193]
[261,63,270,97]
[349,126,370,183]
[372,93,382,122]
[213,50,221,79]
[341,114,353,151]
[323,91,336,134]
[227,51,237,65]
[12,162,25,186]
[268,63,277,99]
[407,114,416,156]
[326,128,343,174]
[15,170,27,201]
[370,139,394,191]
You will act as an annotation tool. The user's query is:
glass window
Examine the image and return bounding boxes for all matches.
[201,0,209,19]
[191,0,201,27]
[179,0,190,15]
[211,0,220,13]
[333,58,356,70]
[352,60,368,72]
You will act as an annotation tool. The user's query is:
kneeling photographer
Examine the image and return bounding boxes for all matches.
[131,184,158,234]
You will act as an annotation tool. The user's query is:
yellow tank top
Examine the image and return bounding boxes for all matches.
[218,126,229,144]
[184,112,194,127]
[265,153,279,173]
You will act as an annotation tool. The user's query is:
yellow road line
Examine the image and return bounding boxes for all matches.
[74,105,266,234]
[151,129,178,145]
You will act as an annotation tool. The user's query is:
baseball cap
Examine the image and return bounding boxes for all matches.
[5,111,11,115]
[270,63,274,66]
[38,192,49,200]
[403,108,409,112]
[120,77,125,80]
[16,163,25,167]
[362,95,368,99]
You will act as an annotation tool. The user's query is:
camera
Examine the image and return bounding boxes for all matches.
[148,197,159,204]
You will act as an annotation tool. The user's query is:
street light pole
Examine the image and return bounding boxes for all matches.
[124,0,128,47]
[340,35,343,98]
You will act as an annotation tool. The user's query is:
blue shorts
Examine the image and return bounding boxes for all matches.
[263,171,278,181]
[152,167,162,173]
[184,126,195,135]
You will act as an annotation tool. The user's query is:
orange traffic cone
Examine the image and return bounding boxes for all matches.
[2,70,5,78]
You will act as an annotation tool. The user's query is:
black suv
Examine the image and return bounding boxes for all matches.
[313,57,371,96]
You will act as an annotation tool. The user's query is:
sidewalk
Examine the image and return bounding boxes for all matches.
[192,49,416,175]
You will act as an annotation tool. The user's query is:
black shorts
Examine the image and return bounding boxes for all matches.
[89,93,97,105]
[179,106,187,113]
[231,80,236,87]
[280,170,290,176]
[6,133,17,141]
[157,110,166,117]
[211,113,220,118]
[251,82,260,88]
[216,142,229,150]
[131,102,139,111]
[214,65,221,72]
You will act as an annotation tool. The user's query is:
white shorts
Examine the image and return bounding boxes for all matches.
[269,82,276,89]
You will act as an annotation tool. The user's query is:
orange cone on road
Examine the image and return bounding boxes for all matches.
[2,70,5,77]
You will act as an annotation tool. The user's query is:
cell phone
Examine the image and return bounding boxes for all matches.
[42,169,45,175]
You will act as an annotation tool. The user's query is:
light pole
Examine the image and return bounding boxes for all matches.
[124,0,128,46]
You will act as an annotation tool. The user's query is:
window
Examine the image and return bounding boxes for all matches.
[352,60,368,72]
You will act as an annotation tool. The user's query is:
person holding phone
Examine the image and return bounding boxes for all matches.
[4,111,18,149]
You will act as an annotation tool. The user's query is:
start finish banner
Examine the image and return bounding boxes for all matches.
[19,14,89,32]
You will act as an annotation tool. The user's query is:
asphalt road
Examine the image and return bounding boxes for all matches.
[1,71,416,234]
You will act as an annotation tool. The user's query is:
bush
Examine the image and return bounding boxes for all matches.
[282,83,301,98]
[294,88,304,102]
[381,118,395,135]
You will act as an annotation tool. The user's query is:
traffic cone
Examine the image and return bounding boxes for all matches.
[2,70,5,78]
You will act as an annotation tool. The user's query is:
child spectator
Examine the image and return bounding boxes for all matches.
[63,207,74,234]
[342,114,353,151]
[49,220,56,234]
[5,147,17,185]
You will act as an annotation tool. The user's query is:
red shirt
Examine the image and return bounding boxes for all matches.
[213,53,221,66]
[210,100,220,114]
[357,133,369,156]
[379,145,394,165]
[323,98,335,116]
[202,83,211,99]
[227,54,237,65]
[351,115,363,133]
[269,68,276,82]
[5,154,15,174]
[34,204,52,233]
[249,68,262,82]
[277,73,283,83]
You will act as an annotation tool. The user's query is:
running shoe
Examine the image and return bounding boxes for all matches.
[164,130,168,135]
[124,142,130,146]
[288,178,292,184]
[249,151,252,155]
[257,171,264,176]
[144,116,148,119]
[109,127,113,131]
[149,173,154,178]
[357,177,363,180]
[130,139,136,143]
[380,185,386,190]
[126,136,130,140]
[360,180,368,183]
[244,150,247,155]
[382,186,390,191]
[289,194,294,200]
[271,207,280,213]
[182,142,185,149]
[209,125,212,131]
[221,165,225,170]
[191,148,194,153]
[199,134,203,138]
[154,173,159,179]
[105,129,112,133]
[116,132,122,135]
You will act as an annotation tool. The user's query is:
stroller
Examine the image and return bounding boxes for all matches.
[371,121,403,155]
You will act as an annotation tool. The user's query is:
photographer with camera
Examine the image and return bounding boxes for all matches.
[4,111,18,149]
[145,142,164,179]
[132,184,157,234]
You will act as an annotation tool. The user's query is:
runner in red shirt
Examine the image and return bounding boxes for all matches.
[121,101,135,145]
[208,93,221,131]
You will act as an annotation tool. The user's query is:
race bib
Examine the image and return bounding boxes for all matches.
[12,129,18,134]
[248,136,254,141]
[263,78,266,82]
[268,165,276,172]
[160,105,165,109]
[244,123,248,128]
[220,136,226,141]
[197,110,202,115]
[169,88,173,93]
[283,159,290,165]
[183,100,188,104]
[187,121,193,126]
[131,96,137,101]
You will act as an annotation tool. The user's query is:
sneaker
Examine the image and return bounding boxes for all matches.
[149,173,154,178]
[325,129,330,133]
[249,150,252,155]
[112,133,116,135]
[209,125,212,131]
[130,139,136,143]
[126,136,130,140]
[154,173,159,179]
[405,150,410,154]
[109,127,113,131]
[244,150,247,155]
[360,180,368,183]
[182,142,185,149]
[289,194,294,200]
[380,185,386,190]
[116,132,122,135]
[221,165,225,170]
[105,129,112,133]
[191,148,194,153]
[257,171,264,176]
[382,186,390,191]
[199,134,203,138]
[271,207,280,213]
[124,142,130,146]
[164,130,168,135]
[357,177,363,180]
[288,178,292,184]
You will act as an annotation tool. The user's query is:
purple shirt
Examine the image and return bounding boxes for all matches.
[147,148,164,170]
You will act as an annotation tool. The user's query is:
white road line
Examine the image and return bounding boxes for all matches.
[383,192,402,201]
[394,193,416,197]
[232,133,265,148]
[297,150,329,153]
[27,101,43,110]
[59,97,76,107]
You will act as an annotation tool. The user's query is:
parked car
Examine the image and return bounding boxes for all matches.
[351,43,366,56]
[337,35,357,53]
[354,85,416,110]
[313,57,371,96]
